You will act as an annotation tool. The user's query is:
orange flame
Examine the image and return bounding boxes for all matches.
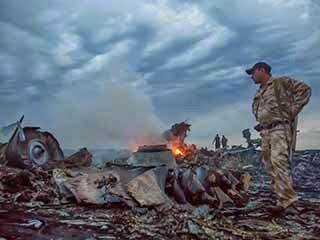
[171,143,186,157]
[171,142,198,158]
[174,147,184,156]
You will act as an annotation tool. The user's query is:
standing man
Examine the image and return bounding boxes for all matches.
[221,135,228,149]
[247,62,311,215]
[212,134,221,150]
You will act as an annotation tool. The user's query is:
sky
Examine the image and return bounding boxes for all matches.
[0,0,319,150]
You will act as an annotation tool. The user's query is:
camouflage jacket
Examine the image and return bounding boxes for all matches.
[252,76,311,126]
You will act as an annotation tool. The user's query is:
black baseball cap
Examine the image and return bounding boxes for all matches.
[245,62,272,75]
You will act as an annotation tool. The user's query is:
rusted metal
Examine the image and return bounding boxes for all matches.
[56,148,92,168]
[5,126,64,169]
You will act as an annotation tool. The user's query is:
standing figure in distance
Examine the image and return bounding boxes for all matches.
[212,134,221,150]
[221,135,228,149]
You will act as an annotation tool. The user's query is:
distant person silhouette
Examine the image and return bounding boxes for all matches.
[221,135,228,149]
[212,134,221,150]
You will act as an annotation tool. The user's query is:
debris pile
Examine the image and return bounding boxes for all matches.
[0,145,320,239]
[0,166,60,204]
[1,189,319,239]
[0,146,93,206]
[292,150,320,197]
[165,166,251,208]
[0,118,319,239]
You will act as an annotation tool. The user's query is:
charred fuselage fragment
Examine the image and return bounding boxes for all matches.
[5,127,64,169]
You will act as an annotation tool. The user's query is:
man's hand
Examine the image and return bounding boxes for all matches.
[254,124,263,132]
[284,77,311,118]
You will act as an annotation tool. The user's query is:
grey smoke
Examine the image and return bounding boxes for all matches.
[51,82,166,149]
[20,53,167,149]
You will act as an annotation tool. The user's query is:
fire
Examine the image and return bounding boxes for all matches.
[171,143,198,159]
[173,147,184,156]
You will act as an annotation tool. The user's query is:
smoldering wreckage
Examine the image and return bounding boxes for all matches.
[0,117,319,239]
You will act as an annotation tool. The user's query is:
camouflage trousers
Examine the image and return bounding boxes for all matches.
[260,124,298,208]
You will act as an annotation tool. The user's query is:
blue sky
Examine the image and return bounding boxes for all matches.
[0,0,319,149]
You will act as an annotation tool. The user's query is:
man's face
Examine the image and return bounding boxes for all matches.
[251,68,266,84]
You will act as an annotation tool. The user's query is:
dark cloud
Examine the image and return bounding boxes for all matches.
[0,0,319,149]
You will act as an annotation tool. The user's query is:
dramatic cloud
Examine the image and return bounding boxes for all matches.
[0,0,319,149]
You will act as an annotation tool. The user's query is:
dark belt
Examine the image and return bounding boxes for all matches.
[255,120,291,132]
[263,120,291,130]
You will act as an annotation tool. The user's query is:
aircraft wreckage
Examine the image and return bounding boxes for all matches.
[0,118,250,208]
[0,116,91,169]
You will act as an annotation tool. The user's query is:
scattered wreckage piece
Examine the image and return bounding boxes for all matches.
[49,148,92,169]
[53,165,171,208]
[162,121,191,144]
[0,166,60,204]
[128,144,176,168]
[0,118,92,170]
[53,167,134,206]
[164,166,251,208]
[137,144,168,152]
[2,126,64,169]
[126,166,170,207]
[62,170,134,206]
